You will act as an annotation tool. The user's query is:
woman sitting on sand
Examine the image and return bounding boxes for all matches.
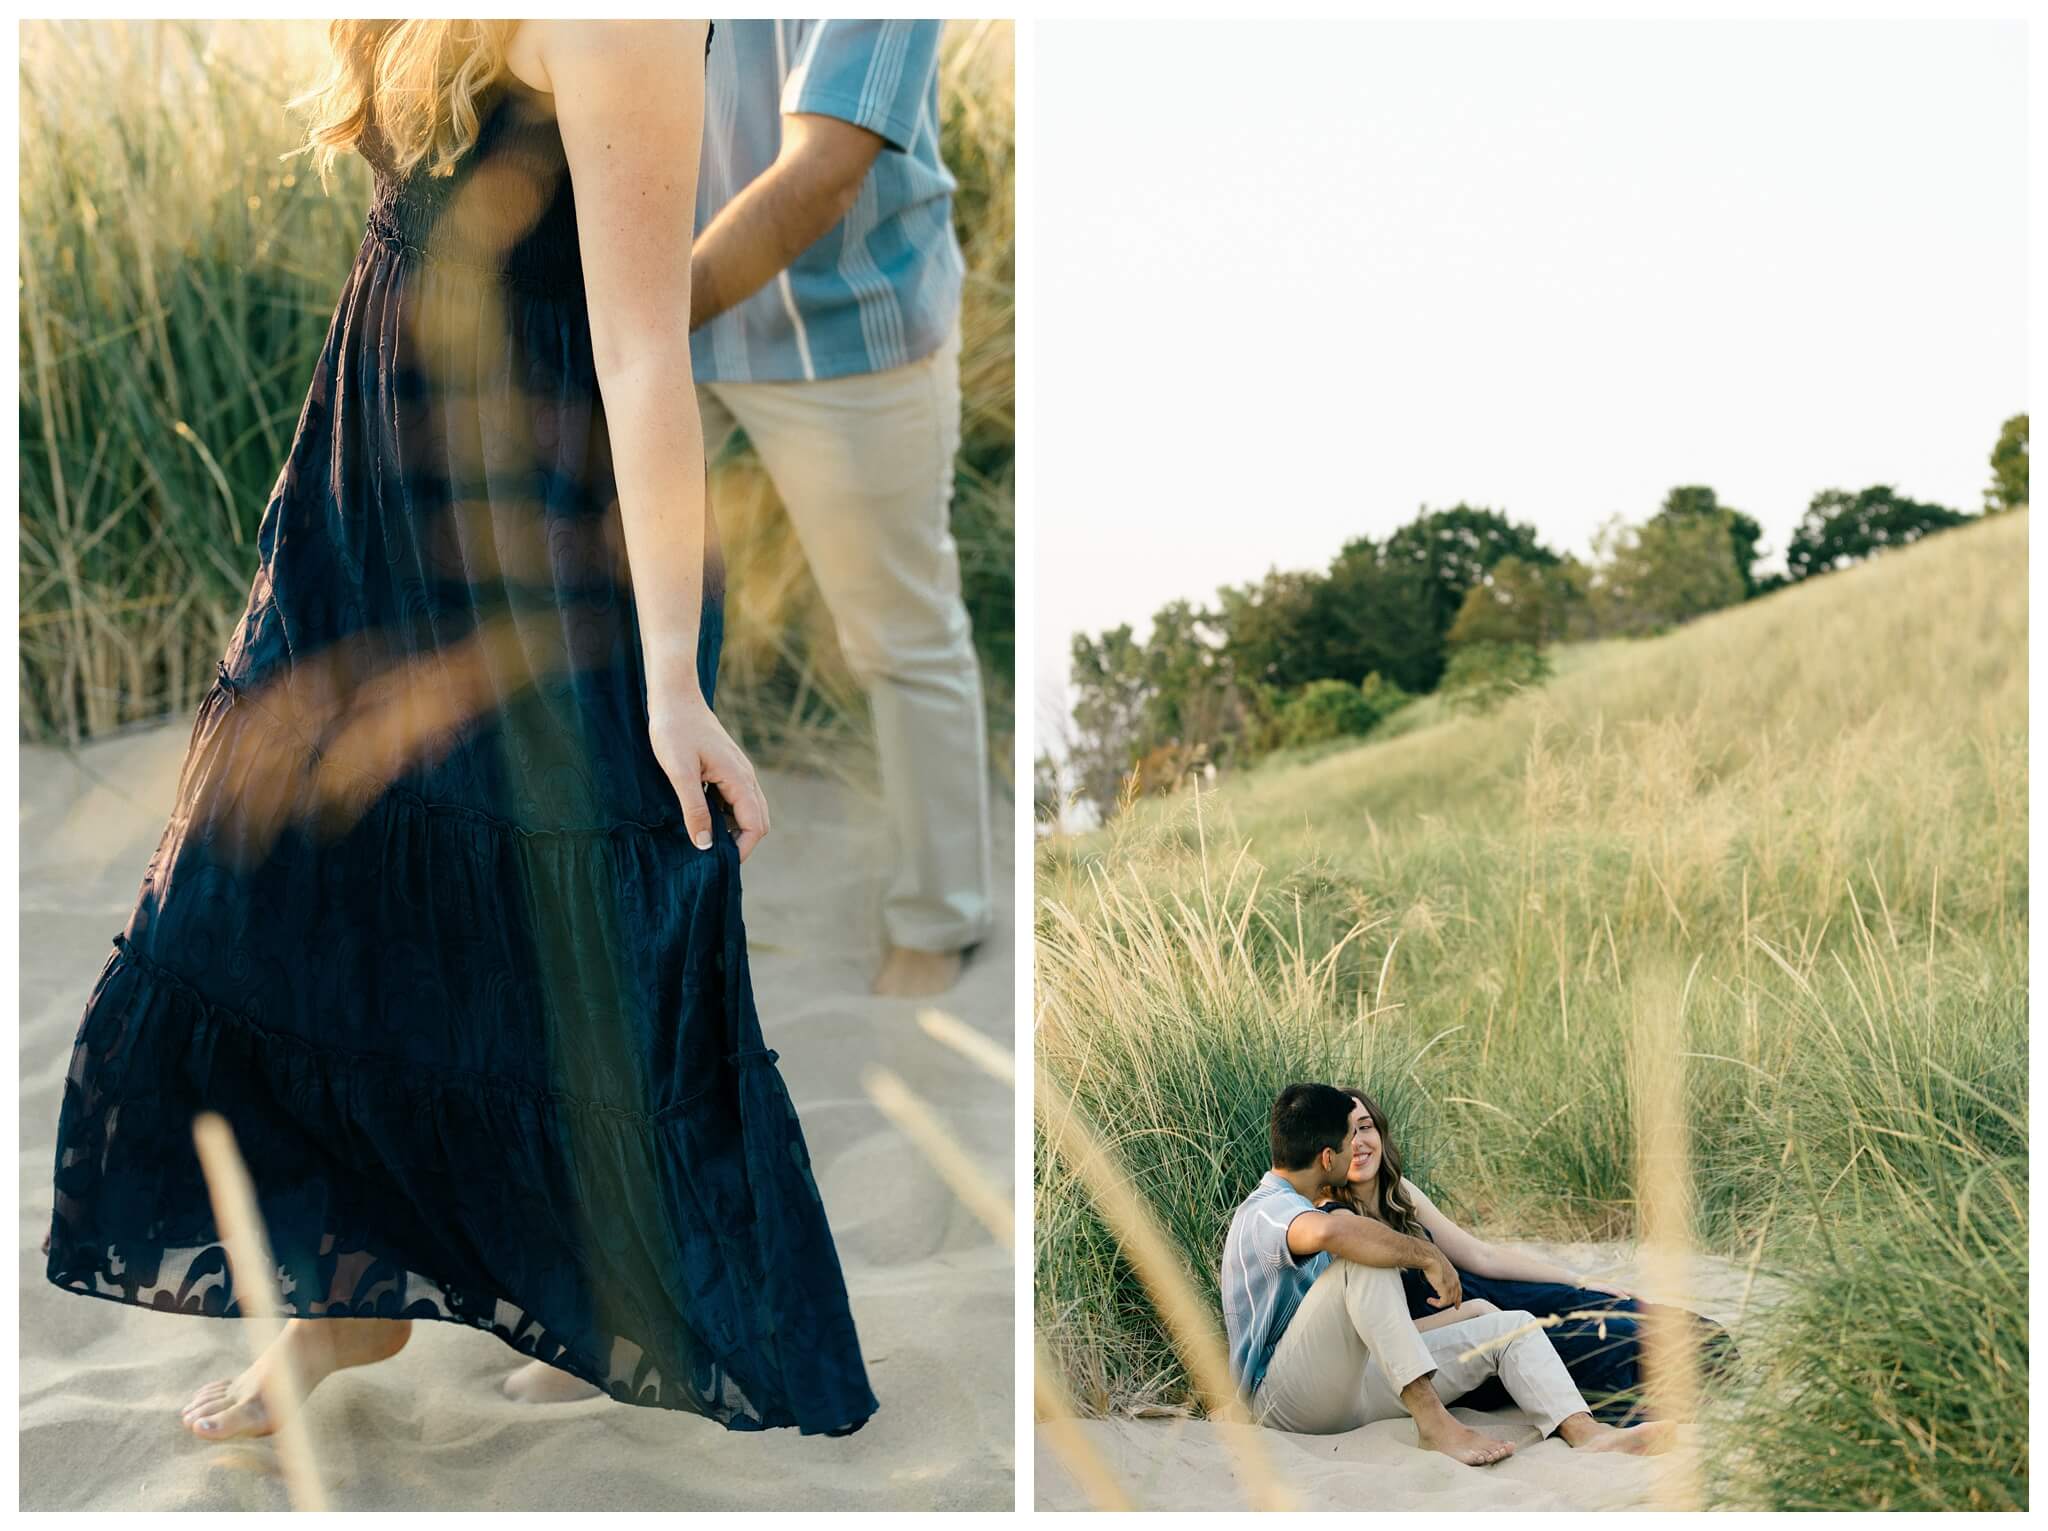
[1321,1087,1736,1423]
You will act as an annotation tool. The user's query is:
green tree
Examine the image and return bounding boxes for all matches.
[1986,414,2028,512]
[1591,511,1745,635]
[1215,568,1328,692]
[1384,504,1560,646]
[1785,486,1969,582]
[1310,538,1444,694]
[1446,553,1585,648]
[1138,600,1246,769]
[1068,624,1151,818]
[1653,485,1766,598]
[1218,520,1511,701]
[1069,602,1258,818]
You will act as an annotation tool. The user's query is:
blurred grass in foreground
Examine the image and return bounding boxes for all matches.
[18,19,1015,786]
[1036,512,2027,1510]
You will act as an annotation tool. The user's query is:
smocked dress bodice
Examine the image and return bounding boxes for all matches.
[360,77,589,300]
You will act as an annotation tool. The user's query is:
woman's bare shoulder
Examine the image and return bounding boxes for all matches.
[517,18,709,93]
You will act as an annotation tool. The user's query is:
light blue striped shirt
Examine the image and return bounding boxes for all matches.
[1220,1172,1330,1401]
[695,20,965,383]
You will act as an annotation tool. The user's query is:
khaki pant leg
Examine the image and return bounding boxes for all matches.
[1254,1261,1437,1435]
[700,326,991,951]
[1353,1308,1591,1438]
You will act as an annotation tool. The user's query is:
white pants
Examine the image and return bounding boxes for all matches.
[696,324,992,952]
[1253,1260,1588,1438]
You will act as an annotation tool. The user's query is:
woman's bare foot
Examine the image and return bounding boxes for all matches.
[501,1359,602,1403]
[871,944,964,997]
[1555,1411,1679,1455]
[180,1317,411,1440]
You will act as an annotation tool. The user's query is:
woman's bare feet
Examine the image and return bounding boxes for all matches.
[871,944,964,997]
[1555,1411,1679,1455]
[179,1317,411,1440]
[501,1359,602,1403]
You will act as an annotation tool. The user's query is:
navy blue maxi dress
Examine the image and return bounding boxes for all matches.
[44,41,879,1440]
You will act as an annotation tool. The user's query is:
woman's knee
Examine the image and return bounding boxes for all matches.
[1446,1302,1528,1338]
[1476,1307,1540,1343]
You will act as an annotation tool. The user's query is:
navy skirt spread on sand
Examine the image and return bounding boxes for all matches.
[44,44,879,1439]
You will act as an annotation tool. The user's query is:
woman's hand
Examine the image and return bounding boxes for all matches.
[647,696,769,861]
[1577,1277,1635,1301]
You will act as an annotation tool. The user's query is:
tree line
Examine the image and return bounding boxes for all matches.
[1045,413,2027,824]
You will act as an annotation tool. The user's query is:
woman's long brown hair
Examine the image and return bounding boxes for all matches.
[1323,1087,1430,1240]
[284,21,516,191]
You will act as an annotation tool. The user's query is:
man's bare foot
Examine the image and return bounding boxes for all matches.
[871,944,964,997]
[1413,1408,1517,1465]
[502,1359,602,1403]
[179,1317,411,1440]
[1400,1383,1515,1465]
[1399,1376,1514,1466]
[1556,1411,1679,1455]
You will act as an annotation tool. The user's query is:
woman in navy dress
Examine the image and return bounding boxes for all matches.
[1323,1088,1736,1423]
[43,19,877,1442]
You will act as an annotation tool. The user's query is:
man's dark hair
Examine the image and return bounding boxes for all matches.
[1269,1082,1355,1171]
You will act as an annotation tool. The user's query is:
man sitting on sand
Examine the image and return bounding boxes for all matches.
[1221,1083,1676,1463]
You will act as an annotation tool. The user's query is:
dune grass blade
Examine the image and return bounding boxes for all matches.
[191,1111,328,1510]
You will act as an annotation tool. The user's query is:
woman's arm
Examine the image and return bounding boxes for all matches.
[540,20,768,859]
[1404,1179,1629,1294]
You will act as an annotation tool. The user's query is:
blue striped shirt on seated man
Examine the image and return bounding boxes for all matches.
[689,20,990,998]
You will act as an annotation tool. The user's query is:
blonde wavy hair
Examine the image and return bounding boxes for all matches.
[286,20,517,190]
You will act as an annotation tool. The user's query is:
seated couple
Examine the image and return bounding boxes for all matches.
[1222,1082,1732,1464]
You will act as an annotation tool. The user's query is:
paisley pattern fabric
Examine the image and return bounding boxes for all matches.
[44,28,880,1439]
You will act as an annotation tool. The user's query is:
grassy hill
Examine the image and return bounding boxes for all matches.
[1036,511,2026,1510]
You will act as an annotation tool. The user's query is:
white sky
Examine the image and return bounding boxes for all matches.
[1031,19,2029,745]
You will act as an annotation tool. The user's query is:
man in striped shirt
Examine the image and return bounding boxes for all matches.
[689,20,991,996]
[1223,1084,1635,1461]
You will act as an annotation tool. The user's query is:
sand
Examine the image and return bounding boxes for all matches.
[17,717,1014,1511]
[1036,1240,1788,1512]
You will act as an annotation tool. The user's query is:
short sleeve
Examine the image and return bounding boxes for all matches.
[1250,1193,1318,1270]
[1275,1203,1317,1267]
[781,20,942,154]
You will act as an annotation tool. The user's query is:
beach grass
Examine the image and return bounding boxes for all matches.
[1035,511,2027,1509]
[17,19,1014,777]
